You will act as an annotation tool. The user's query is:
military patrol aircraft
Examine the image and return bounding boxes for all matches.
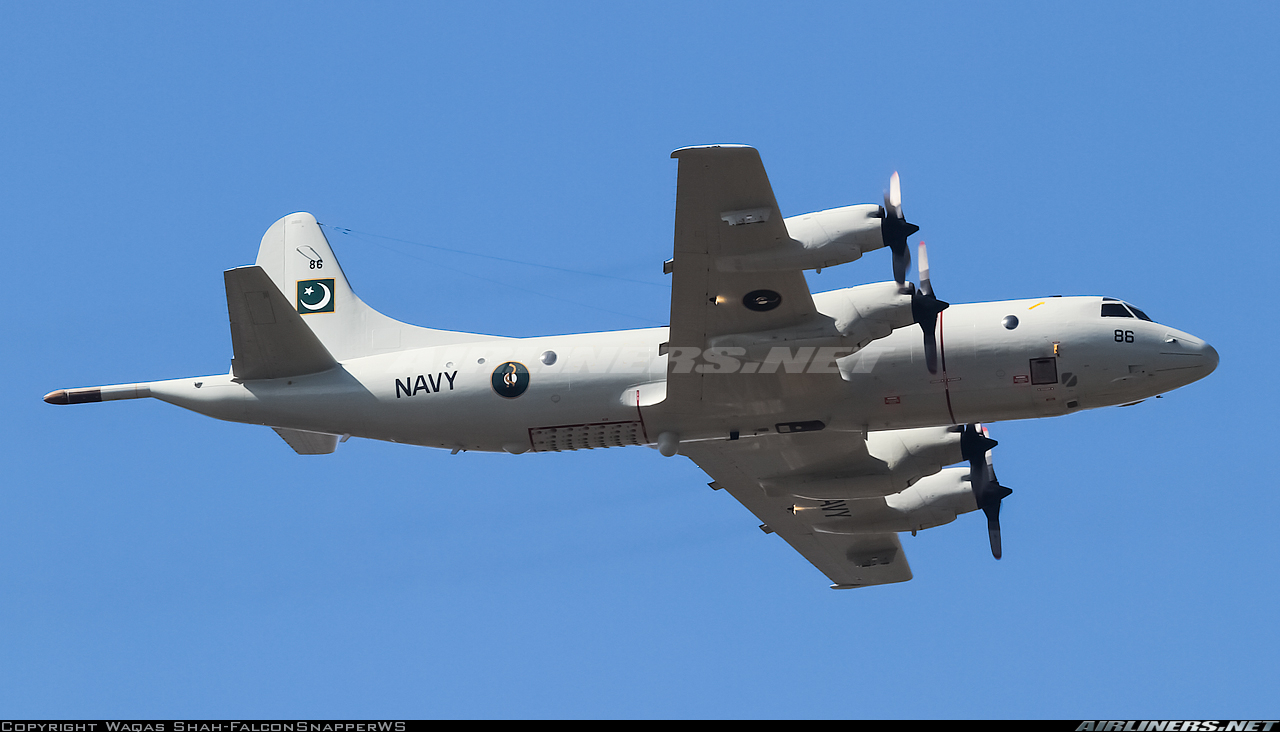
[44,145,1218,588]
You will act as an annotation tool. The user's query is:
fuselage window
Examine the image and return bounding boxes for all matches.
[1101,302,1133,318]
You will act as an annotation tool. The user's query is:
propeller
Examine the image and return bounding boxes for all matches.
[881,172,919,286]
[912,242,948,374]
[960,423,1013,559]
[880,173,948,373]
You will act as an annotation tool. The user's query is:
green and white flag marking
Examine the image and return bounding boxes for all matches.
[296,279,336,314]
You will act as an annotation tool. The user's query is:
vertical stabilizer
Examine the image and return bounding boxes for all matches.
[254,213,489,360]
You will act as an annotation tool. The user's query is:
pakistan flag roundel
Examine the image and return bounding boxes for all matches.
[297,279,336,314]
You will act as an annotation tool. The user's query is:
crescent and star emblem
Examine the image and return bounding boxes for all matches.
[300,281,332,311]
[296,279,336,314]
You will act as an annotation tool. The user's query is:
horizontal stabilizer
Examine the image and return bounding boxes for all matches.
[273,427,340,455]
[225,266,338,380]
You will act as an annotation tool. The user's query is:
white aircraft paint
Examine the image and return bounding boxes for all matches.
[44,146,1217,587]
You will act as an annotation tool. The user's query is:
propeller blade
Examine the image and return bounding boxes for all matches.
[888,171,902,213]
[922,327,939,374]
[910,242,947,374]
[884,223,911,286]
[983,501,1003,559]
[982,425,996,480]
[980,483,1013,559]
[960,424,998,475]
[918,241,932,297]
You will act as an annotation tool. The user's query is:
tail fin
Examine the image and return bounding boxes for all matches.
[254,213,485,360]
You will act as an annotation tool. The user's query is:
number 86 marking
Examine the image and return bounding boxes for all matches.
[1115,329,1134,343]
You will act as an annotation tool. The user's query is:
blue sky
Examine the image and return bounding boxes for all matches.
[2,1,1277,719]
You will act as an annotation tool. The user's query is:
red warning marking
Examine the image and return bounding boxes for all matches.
[884,396,901,404]
[1013,375,1029,383]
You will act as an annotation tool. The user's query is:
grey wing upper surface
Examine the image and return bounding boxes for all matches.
[666,145,817,350]
[663,145,914,588]
[664,145,837,414]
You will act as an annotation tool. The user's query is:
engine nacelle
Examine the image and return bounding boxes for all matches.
[866,426,964,491]
[815,281,916,347]
[761,425,962,499]
[790,467,977,535]
[715,204,886,273]
[707,282,915,363]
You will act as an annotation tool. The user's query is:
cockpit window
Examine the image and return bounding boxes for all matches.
[1101,299,1154,321]
[1127,304,1153,322]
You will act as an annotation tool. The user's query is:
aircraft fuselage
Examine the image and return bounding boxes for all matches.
[133,292,1216,454]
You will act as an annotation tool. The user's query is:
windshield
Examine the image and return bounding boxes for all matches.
[1102,299,1153,322]
[1127,304,1152,321]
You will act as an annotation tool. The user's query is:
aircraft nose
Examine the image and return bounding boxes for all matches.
[1156,329,1218,385]
[1202,342,1219,376]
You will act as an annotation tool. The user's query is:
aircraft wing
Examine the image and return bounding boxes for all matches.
[681,431,914,589]
[665,145,831,410]
[667,145,816,345]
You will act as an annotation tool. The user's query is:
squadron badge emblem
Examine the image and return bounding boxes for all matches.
[491,361,530,398]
